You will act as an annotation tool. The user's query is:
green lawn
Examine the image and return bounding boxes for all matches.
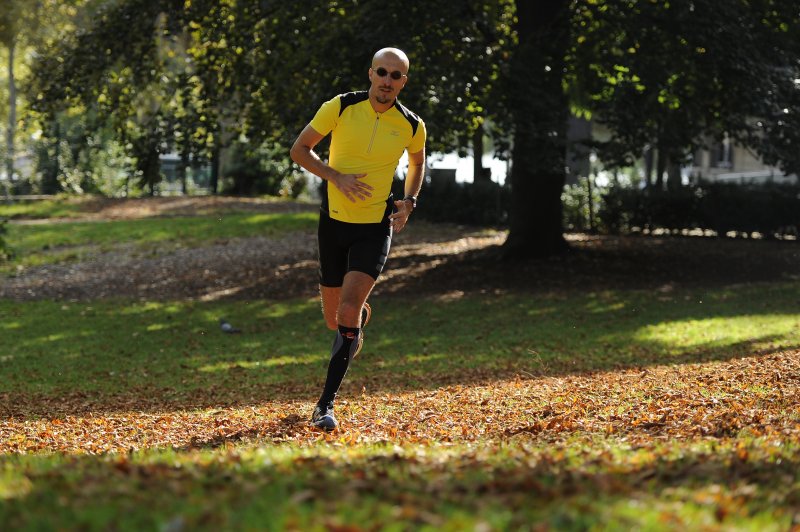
[2,211,317,272]
[1,207,799,530]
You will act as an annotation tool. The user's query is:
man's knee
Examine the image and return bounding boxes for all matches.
[337,299,363,327]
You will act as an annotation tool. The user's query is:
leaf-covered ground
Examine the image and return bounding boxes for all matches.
[1,197,799,530]
[2,350,798,453]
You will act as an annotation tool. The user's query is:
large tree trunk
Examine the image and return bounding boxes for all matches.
[502,0,570,258]
[666,160,682,190]
[4,40,16,201]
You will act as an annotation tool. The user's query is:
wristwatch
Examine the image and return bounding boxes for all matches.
[403,195,417,209]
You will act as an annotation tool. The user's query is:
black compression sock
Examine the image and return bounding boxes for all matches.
[318,325,361,407]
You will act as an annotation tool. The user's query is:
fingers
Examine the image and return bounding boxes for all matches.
[335,173,373,202]
[389,202,411,233]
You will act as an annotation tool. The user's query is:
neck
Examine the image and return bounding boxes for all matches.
[369,91,395,113]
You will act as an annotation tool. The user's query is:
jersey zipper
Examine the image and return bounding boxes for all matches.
[366,114,380,153]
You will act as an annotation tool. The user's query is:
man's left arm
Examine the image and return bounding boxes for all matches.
[389,147,425,233]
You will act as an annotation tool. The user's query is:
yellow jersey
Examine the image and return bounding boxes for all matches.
[309,91,426,223]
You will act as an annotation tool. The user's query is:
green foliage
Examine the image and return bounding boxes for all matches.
[598,182,800,238]
[25,1,515,196]
[569,0,800,177]
[407,177,509,226]
[561,178,604,232]
[0,218,12,261]
[222,141,306,197]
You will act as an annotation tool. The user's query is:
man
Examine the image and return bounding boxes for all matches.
[290,47,426,431]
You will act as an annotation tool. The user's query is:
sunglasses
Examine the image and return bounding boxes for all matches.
[373,67,405,80]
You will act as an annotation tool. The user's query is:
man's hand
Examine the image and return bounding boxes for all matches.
[331,172,373,202]
[389,199,413,233]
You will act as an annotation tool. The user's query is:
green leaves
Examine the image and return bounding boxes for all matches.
[569,0,800,176]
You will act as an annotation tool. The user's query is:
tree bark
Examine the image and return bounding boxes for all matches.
[666,161,681,189]
[179,148,189,195]
[655,146,666,190]
[4,40,16,200]
[209,144,220,195]
[502,0,570,258]
[41,119,61,194]
[643,146,654,188]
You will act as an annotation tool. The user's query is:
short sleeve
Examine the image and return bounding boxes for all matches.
[309,96,340,136]
[407,118,426,154]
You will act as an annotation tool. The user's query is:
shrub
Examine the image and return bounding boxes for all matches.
[562,178,605,232]
[598,182,800,238]
[405,177,510,226]
[0,219,12,262]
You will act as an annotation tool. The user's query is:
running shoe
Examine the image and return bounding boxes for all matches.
[311,402,337,431]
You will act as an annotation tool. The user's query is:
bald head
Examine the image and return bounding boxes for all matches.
[372,47,410,72]
[368,47,411,109]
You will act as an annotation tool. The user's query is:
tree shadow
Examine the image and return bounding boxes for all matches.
[2,229,800,418]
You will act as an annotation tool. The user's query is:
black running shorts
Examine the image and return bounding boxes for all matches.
[317,209,392,286]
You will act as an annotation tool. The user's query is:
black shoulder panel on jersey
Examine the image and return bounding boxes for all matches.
[338,91,369,116]
[393,100,420,137]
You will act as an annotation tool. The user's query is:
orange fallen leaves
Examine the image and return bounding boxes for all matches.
[1,350,798,454]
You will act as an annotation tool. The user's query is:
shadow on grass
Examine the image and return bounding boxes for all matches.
[1,275,799,418]
[0,440,797,530]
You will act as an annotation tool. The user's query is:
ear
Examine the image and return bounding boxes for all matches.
[368,67,374,82]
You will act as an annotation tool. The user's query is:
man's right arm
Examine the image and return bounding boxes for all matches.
[290,125,373,203]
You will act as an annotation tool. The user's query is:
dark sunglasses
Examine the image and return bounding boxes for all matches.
[373,67,405,80]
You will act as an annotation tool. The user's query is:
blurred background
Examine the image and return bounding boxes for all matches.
[1,0,798,249]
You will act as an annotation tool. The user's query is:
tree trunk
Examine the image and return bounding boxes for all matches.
[655,146,666,190]
[472,126,489,182]
[666,161,681,190]
[4,40,16,201]
[179,148,189,195]
[41,119,61,194]
[502,0,570,258]
[209,145,220,195]
[643,146,654,188]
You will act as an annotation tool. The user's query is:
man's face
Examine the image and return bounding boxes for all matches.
[368,54,408,105]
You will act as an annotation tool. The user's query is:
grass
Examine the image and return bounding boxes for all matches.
[1,203,799,530]
[2,439,797,530]
[1,211,317,272]
[1,284,799,398]
[0,196,89,220]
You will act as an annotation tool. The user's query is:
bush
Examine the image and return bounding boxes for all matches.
[223,142,307,197]
[0,219,13,262]
[562,178,605,232]
[405,177,510,226]
[598,182,800,238]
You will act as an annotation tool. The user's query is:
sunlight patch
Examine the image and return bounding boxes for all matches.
[634,314,800,354]
[0,470,33,500]
[198,354,318,372]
